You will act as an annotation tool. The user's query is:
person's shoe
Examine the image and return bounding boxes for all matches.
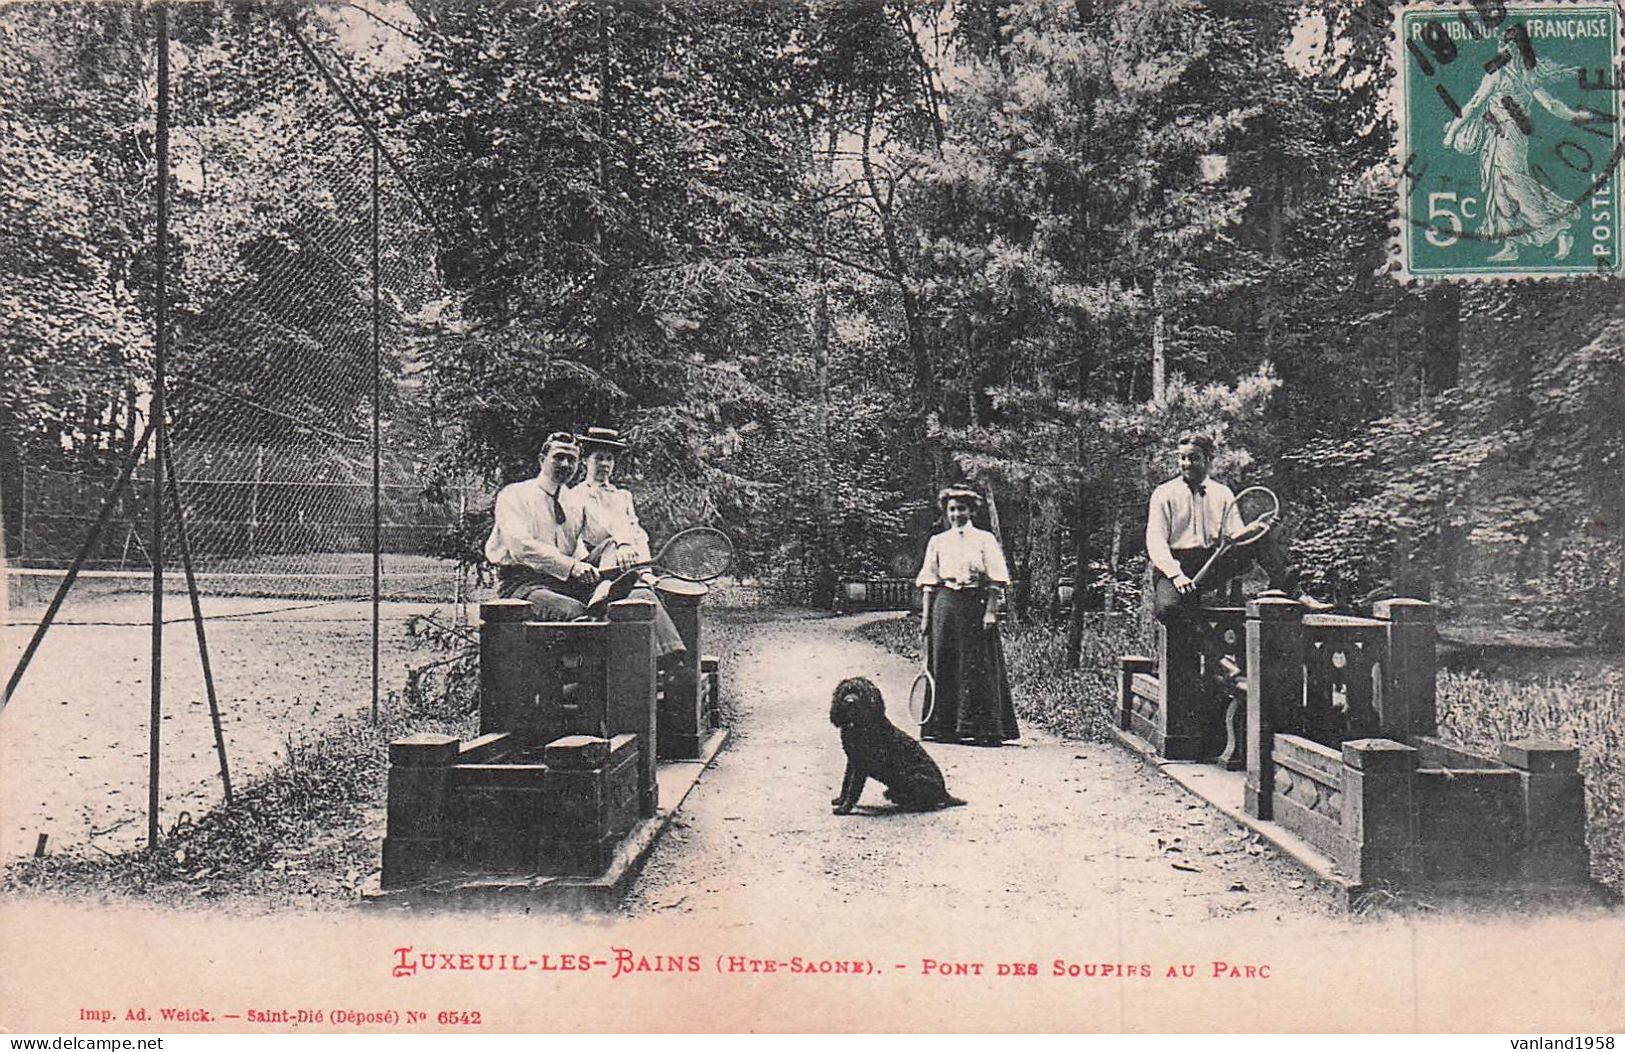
[1294,592,1335,613]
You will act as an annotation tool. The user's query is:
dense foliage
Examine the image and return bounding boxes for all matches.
[3,0,1619,647]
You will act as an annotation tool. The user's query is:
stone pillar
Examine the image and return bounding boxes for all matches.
[606,597,659,817]
[381,733,459,889]
[479,599,534,739]
[656,578,708,760]
[1501,740,1590,884]
[539,734,638,877]
[1374,598,1437,740]
[1118,655,1155,732]
[1340,738,1420,885]
[1154,620,1208,759]
[1245,597,1305,819]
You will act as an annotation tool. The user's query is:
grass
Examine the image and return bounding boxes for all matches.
[857,613,1140,742]
[1,606,756,905]
[1436,654,1624,897]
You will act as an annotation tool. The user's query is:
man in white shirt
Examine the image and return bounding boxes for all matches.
[1147,434,1323,622]
[485,432,606,620]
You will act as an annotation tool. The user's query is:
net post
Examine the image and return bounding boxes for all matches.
[160,430,232,806]
[249,443,263,557]
[370,138,382,725]
[148,2,171,854]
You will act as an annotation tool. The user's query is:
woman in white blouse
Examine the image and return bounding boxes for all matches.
[914,485,1019,745]
[570,426,651,571]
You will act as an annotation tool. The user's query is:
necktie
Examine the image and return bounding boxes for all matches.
[1189,484,1207,546]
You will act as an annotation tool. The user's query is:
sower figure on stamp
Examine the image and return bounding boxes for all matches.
[1443,59,1586,264]
[1146,435,1329,686]
[485,430,685,658]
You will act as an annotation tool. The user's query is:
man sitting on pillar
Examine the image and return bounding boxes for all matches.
[485,431,685,659]
[1147,434,1329,687]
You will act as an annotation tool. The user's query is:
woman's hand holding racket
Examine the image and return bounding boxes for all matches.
[588,526,735,610]
[622,526,734,582]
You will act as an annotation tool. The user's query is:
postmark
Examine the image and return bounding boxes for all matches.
[1393,0,1625,280]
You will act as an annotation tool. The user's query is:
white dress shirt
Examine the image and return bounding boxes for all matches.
[916,525,1012,590]
[1145,475,1236,579]
[484,477,590,580]
[571,480,652,562]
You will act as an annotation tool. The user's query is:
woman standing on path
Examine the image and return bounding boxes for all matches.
[915,484,1020,746]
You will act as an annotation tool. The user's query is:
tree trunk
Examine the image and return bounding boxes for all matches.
[811,283,843,607]
[1422,284,1461,396]
[1065,481,1092,668]
[1031,490,1061,621]
[808,103,846,608]
[1105,506,1123,612]
[860,88,941,479]
[1151,306,1166,400]
[593,0,612,362]
[1066,317,1098,666]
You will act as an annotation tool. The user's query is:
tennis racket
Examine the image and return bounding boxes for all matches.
[591,527,735,609]
[647,526,734,581]
[1189,486,1280,589]
[907,648,935,725]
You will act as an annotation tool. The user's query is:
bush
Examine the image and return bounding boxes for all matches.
[1527,536,1624,649]
[1436,655,1624,897]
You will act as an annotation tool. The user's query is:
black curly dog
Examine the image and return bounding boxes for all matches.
[829,677,967,815]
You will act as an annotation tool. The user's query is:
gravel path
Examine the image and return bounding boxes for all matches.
[623,611,1339,931]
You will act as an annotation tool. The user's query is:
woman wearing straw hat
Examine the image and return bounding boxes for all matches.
[914,484,1019,746]
[571,426,650,573]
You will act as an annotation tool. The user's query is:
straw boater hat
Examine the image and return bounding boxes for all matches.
[577,426,629,454]
[937,484,983,509]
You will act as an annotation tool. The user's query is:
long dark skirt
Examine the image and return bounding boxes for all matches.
[921,587,1019,743]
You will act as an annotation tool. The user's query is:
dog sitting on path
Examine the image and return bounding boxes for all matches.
[829,677,966,815]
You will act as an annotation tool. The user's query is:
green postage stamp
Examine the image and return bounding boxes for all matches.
[1394,1,1625,279]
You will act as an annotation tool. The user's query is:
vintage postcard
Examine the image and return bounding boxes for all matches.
[2,0,1622,1037]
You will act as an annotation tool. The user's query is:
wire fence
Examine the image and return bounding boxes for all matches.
[0,4,474,856]
[13,449,475,606]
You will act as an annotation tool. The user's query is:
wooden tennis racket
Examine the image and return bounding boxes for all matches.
[590,527,735,609]
[1189,486,1280,589]
[907,647,935,725]
[644,526,734,581]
